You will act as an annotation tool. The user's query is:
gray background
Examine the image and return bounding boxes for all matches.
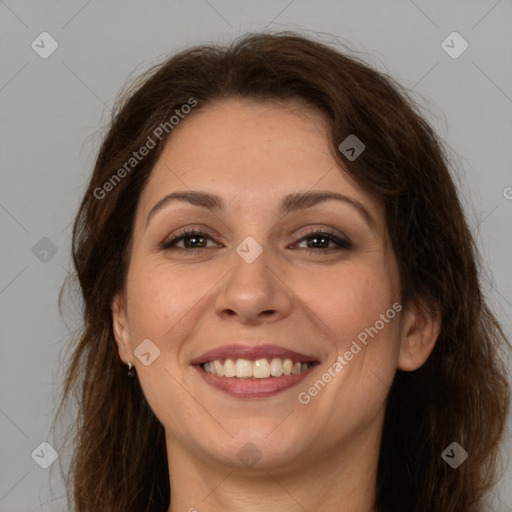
[1,1,511,510]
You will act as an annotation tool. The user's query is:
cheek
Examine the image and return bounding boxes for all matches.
[124,258,224,364]
[127,251,400,350]
[124,259,188,348]
[291,263,401,446]
[295,260,399,346]
[123,260,205,432]
[295,260,402,401]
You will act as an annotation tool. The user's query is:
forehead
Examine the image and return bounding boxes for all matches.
[137,98,384,227]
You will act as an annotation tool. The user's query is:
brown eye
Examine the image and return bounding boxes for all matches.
[294,229,352,254]
[161,229,215,251]
[160,228,352,255]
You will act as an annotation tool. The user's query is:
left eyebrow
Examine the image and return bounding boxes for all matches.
[145,190,376,230]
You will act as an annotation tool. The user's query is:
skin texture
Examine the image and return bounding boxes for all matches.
[112,98,440,512]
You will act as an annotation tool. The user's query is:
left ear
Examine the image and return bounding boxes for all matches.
[397,299,441,371]
[111,292,133,365]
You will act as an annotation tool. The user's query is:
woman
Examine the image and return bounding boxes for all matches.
[53,32,510,512]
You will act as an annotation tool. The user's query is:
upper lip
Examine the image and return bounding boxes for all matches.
[190,344,320,365]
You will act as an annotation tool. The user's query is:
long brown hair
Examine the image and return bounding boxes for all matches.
[52,31,510,512]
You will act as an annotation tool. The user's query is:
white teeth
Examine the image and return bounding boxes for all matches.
[270,358,284,377]
[213,360,224,377]
[253,359,271,379]
[201,357,313,379]
[224,358,236,377]
[236,359,253,378]
[291,362,302,375]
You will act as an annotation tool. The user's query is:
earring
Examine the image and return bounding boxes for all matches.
[127,362,135,377]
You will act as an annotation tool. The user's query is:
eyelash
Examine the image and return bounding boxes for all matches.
[160,227,353,255]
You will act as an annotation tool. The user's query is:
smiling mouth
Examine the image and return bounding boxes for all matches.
[197,357,318,379]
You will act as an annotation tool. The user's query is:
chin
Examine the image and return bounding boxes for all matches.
[201,427,307,470]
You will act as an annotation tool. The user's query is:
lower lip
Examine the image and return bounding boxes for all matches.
[193,364,316,398]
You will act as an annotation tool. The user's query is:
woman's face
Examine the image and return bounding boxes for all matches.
[112,98,425,473]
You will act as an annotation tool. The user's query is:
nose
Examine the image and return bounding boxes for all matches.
[214,243,293,325]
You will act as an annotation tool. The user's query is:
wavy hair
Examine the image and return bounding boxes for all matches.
[52,31,510,512]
